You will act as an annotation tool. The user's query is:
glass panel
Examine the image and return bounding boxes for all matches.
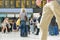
[21,1,25,8]
[32,0,36,8]
[7,14,14,17]
[27,13,31,18]
[15,14,19,18]
[0,14,6,17]
[0,1,3,8]
[29,0,32,8]
[25,0,30,8]
[5,1,9,8]
[0,0,44,8]
[16,0,20,8]
[10,0,15,8]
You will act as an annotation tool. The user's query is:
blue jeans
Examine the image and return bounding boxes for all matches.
[30,25,34,33]
[20,20,27,36]
[20,20,26,29]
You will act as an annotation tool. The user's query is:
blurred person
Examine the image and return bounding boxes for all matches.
[34,13,42,35]
[16,17,21,31]
[35,20,40,35]
[36,0,60,40]
[20,8,28,37]
[1,18,11,33]
[33,17,37,34]
[38,12,42,23]
[12,20,17,32]
[26,17,30,35]
[36,0,41,8]
[30,17,34,34]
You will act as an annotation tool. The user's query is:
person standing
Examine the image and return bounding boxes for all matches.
[20,8,28,37]
[37,0,60,40]
[30,17,34,34]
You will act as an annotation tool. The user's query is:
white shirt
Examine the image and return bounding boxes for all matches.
[20,12,27,20]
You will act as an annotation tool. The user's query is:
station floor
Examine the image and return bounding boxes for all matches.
[0,32,60,40]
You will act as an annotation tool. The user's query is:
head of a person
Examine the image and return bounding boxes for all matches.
[5,17,9,21]
[22,9,25,13]
[3,17,9,22]
[36,0,41,7]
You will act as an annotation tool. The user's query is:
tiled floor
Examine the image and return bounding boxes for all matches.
[0,32,60,40]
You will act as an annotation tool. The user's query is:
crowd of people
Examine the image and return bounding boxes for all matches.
[0,8,41,37]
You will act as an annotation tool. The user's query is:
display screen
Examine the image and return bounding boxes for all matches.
[0,0,42,8]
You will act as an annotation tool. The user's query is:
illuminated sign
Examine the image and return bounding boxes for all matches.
[0,8,33,13]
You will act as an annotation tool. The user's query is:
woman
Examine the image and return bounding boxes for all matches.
[2,18,10,33]
[20,8,28,37]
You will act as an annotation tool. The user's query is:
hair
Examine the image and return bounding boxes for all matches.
[20,8,26,13]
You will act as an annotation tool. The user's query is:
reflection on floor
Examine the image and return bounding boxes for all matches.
[0,32,60,40]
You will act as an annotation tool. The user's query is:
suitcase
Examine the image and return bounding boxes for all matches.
[49,25,59,35]
[54,26,59,35]
[49,16,59,35]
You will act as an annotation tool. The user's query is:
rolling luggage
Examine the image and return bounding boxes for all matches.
[49,25,59,35]
[49,16,59,35]
[53,25,59,35]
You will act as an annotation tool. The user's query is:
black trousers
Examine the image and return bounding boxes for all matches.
[0,27,2,32]
[35,28,40,35]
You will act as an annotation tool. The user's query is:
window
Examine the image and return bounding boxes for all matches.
[21,0,25,8]
[5,1,9,8]
[32,0,36,8]
[10,0,15,8]
[25,0,36,8]
[15,14,19,17]
[0,0,44,8]
[0,13,6,17]
[25,0,30,8]
[7,14,14,17]
[0,1,3,8]
[16,0,20,8]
